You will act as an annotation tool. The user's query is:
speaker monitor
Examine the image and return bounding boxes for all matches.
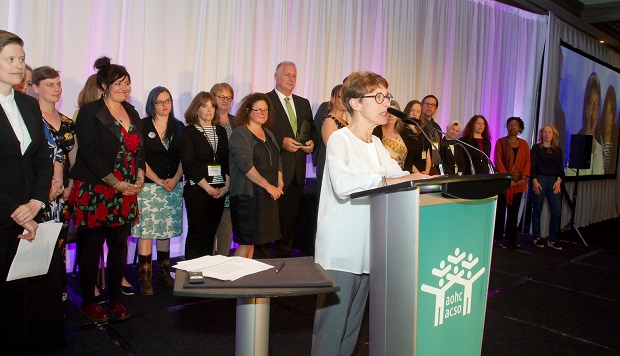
[568,134,592,169]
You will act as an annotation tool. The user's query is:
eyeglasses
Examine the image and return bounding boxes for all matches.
[359,92,393,104]
[507,124,520,129]
[251,108,269,114]
[422,102,437,108]
[216,95,233,101]
[154,99,172,106]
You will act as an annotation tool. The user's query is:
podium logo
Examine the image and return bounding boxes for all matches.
[420,248,486,327]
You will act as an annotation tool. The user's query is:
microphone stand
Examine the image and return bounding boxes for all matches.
[441,139,476,175]
[431,127,496,174]
[407,120,445,175]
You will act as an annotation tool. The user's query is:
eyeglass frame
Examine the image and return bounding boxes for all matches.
[154,99,172,106]
[359,92,393,104]
[216,95,233,101]
[250,108,269,114]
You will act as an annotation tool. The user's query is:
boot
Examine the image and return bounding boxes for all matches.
[157,251,175,287]
[138,254,153,296]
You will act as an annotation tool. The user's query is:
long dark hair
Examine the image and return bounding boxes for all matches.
[462,115,491,140]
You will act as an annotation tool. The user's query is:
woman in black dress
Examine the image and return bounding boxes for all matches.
[229,93,283,259]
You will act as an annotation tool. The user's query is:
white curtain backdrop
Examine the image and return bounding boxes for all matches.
[538,13,620,234]
[1,0,548,261]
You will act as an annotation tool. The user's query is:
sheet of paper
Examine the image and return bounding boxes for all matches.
[174,256,273,281]
[6,221,63,281]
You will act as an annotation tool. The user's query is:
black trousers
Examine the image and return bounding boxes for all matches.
[77,224,130,304]
[0,225,27,354]
[184,184,225,260]
[494,192,523,243]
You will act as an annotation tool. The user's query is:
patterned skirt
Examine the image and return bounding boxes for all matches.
[131,182,184,239]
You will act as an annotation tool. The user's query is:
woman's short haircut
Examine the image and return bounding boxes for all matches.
[506,116,525,134]
[210,83,235,99]
[0,30,23,53]
[341,72,389,115]
[32,66,60,86]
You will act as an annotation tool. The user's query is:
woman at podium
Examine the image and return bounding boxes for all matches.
[312,72,426,355]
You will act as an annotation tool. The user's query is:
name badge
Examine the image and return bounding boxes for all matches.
[208,165,222,176]
[422,151,427,160]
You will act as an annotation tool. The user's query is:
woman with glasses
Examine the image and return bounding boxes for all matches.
[459,115,492,175]
[312,72,426,355]
[210,83,235,256]
[132,87,184,295]
[229,93,283,259]
[493,117,530,249]
[180,92,229,260]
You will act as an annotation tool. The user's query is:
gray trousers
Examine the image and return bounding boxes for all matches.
[312,270,370,356]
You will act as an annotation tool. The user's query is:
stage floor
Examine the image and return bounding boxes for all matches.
[52,218,620,355]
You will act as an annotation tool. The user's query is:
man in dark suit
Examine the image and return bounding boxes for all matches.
[259,61,314,258]
[421,94,443,174]
[0,30,53,352]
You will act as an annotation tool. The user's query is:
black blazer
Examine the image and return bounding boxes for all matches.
[141,117,184,183]
[440,136,466,175]
[70,98,145,184]
[179,124,229,184]
[0,92,52,226]
[266,89,314,186]
[459,136,492,175]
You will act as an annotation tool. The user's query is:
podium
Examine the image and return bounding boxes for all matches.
[351,174,512,355]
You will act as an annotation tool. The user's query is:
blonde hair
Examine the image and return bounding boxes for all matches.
[538,125,560,151]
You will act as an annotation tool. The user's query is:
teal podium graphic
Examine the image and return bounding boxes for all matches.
[354,174,509,356]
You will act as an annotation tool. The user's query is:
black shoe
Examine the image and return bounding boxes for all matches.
[494,240,503,247]
[533,238,545,248]
[121,285,135,296]
[547,240,563,250]
[506,241,520,250]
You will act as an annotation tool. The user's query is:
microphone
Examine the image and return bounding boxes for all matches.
[387,107,422,126]
[387,107,445,175]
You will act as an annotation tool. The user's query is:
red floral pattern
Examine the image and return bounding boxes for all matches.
[65,123,140,228]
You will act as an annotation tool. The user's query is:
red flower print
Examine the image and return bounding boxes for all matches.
[75,209,84,224]
[79,191,91,206]
[121,198,131,216]
[125,133,140,152]
[103,186,116,200]
[94,185,106,194]
[95,203,108,222]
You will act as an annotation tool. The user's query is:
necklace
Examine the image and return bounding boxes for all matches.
[349,126,370,143]
[262,139,273,167]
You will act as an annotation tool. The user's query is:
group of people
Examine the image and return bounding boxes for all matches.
[0,28,573,354]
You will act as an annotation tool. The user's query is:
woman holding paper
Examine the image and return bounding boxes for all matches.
[0,30,55,353]
[312,72,426,355]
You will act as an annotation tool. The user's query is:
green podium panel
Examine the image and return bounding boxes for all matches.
[416,196,496,355]
[369,189,497,356]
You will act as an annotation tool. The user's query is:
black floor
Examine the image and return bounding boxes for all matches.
[48,218,620,355]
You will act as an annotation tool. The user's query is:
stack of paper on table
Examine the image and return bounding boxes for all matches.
[174,255,273,281]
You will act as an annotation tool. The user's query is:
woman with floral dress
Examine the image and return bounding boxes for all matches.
[67,57,144,322]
